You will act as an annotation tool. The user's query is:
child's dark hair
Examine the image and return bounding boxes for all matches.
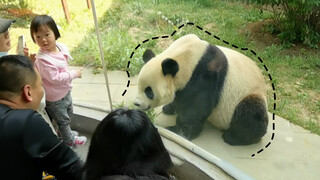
[84,108,173,180]
[30,15,60,43]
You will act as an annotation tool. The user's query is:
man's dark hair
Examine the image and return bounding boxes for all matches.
[0,55,37,98]
[30,15,61,43]
[85,108,173,180]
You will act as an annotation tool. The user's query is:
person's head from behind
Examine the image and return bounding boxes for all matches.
[0,17,15,53]
[85,108,173,180]
[30,15,60,52]
[0,55,44,110]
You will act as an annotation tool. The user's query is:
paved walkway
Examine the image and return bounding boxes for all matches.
[70,66,320,180]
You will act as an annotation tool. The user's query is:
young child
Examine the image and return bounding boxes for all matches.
[30,15,87,147]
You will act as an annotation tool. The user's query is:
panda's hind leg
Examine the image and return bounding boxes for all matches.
[222,94,268,145]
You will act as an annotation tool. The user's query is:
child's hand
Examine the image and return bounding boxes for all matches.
[29,53,36,63]
[23,47,29,56]
[23,46,36,63]
[77,68,84,78]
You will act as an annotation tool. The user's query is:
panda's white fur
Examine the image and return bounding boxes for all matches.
[135,34,268,145]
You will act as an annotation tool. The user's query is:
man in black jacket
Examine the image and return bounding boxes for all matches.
[0,55,83,180]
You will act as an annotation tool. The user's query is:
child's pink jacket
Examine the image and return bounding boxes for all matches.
[34,42,79,102]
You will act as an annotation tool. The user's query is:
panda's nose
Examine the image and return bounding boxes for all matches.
[134,102,140,107]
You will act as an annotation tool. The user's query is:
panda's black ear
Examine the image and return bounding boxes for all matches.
[161,58,179,77]
[143,49,155,63]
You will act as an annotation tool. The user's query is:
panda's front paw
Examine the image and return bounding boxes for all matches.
[162,103,176,115]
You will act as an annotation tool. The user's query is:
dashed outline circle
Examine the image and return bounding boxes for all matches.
[123,22,276,157]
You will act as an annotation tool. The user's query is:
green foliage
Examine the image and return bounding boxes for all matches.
[70,0,147,76]
[1,0,32,9]
[252,0,320,48]
[102,30,145,76]
[71,28,145,76]
[73,0,270,75]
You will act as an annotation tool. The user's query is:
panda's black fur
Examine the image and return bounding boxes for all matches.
[163,45,229,139]
[135,34,268,145]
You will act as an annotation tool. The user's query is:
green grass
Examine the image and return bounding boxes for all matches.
[1,0,319,135]
[70,0,272,75]
[86,0,320,135]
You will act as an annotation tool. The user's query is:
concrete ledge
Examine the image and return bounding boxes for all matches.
[70,105,236,180]
[71,104,109,134]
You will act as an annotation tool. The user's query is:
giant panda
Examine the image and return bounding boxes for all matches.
[134,34,268,145]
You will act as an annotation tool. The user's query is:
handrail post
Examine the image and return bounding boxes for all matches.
[90,0,113,111]
[61,0,71,24]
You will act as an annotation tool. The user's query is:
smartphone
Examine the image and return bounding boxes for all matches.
[17,35,25,56]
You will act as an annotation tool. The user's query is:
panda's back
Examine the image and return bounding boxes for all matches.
[208,46,267,129]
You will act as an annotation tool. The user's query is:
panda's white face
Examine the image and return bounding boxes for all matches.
[134,34,209,110]
[134,60,175,110]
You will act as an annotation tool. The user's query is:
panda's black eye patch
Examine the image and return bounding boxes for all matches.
[145,86,154,100]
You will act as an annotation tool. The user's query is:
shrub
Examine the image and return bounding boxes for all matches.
[254,0,320,48]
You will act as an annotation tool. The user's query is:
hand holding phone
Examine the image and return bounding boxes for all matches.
[17,35,25,56]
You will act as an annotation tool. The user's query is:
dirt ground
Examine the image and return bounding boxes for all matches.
[244,19,320,56]
[5,8,38,18]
